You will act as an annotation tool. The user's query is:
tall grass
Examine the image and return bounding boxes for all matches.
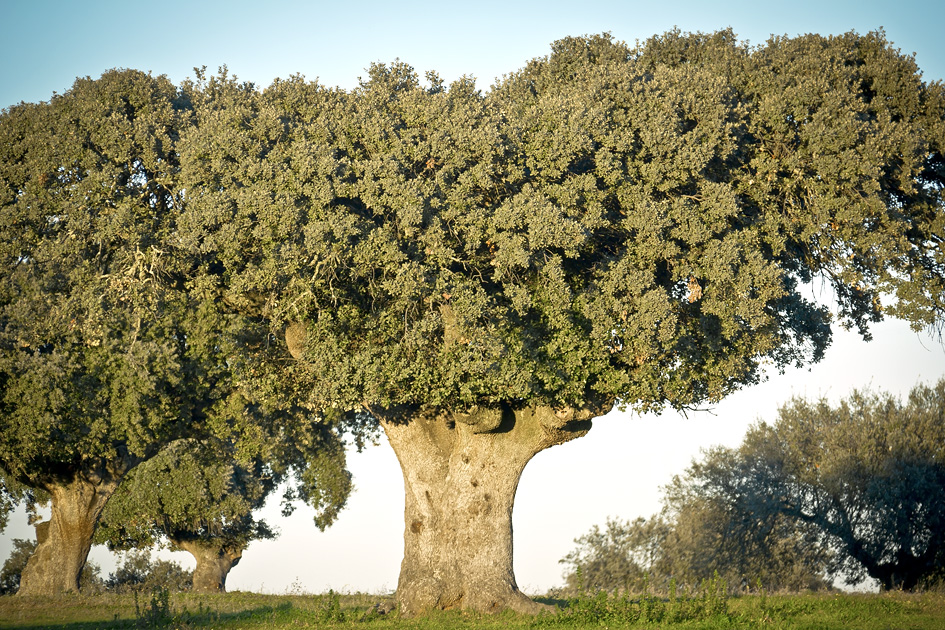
[540,573,730,626]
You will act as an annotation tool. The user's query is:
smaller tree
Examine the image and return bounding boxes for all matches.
[560,491,829,594]
[95,415,354,593]
[0,539,34,595]
[95,440,271,593]
[559,516,666,594]
[658,459,832,592]
[563,381,945,594]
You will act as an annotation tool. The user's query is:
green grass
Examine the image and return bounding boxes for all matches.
[1,590,944,629]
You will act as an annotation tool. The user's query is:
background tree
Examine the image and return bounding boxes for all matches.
[658,454,832,592]
[559,516,666,594]
[176,31,945,613]
[0,69,295,595]
[0,539,34,595]
[96,440,273,594]
[95,417,354,593]
[562,380,945,594]
[560,485,830,594]
[693,380,945,591]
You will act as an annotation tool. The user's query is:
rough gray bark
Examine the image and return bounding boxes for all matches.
[176,539,243,593]
[376,403,604,615]
[17,476,119,595]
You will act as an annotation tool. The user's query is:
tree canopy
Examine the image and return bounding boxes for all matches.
[560,486,831,595]
[0,69,206,488]
[95,419,353,592]
[177,31,945,417]
[562,381,945,595]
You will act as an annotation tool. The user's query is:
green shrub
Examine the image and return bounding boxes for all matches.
[107,549,192,594]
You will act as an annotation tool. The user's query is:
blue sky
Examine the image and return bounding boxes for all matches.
[3,0,944,110]
[2,0,944,594]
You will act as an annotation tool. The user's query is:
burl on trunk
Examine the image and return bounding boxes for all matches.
[375,403,602,615]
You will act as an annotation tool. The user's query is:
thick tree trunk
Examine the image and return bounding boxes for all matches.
[17,476,119,595]
[375,402,604,615]
[176,539,243,593]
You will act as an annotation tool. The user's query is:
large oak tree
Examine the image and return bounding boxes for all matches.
[177,30,945,613]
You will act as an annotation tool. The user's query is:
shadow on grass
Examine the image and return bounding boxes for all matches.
[532,595,569,609]
[2,600,296,630]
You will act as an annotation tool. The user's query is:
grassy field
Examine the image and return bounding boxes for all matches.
[1,589,944,629]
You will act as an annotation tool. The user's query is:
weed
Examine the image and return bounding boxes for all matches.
[315,588,347,623]
[286,576,307,595]
[134,588,171,629]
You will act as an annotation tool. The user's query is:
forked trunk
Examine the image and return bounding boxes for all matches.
[175,538,244,593]
[375,402,603,615]
[17,476,119,595]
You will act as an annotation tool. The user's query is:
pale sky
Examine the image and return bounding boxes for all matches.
[2,0,944,595]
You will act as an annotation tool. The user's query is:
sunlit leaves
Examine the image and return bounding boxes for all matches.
[0,69,316,527]
[174,31,945,419]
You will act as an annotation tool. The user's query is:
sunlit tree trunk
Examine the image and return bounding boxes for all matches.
[17,476,119,595]
[375,403,602,615]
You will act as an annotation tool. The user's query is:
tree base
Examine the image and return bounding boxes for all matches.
[176,539,243,593]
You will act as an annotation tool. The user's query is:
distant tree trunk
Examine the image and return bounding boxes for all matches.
[17,476,119,595]
[872,550,934,592]
[824,523,936,592]
[374,402,604,615]
[175,539,243,593]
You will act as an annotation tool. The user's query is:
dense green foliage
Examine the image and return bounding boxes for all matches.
[0,69,366,595]
[657,481,830,592]
[0,64,362,506]
[95,440,278,557]
[177,31,945,420]
[2,29,940,476]
[0,68,245,512]
[95,426,352,560]
[560,500,829,594]
[104,549,192,594]
[0,539,33,595]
